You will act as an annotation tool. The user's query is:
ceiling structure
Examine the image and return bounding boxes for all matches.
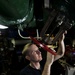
[0,0,74,27]
[0,0,75,42]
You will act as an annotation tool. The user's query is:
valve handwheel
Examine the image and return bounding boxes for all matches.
[30,36,57,55]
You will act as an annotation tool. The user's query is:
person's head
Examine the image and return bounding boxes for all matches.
[22,43,42,62]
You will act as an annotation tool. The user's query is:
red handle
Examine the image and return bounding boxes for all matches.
[30,36,57,55]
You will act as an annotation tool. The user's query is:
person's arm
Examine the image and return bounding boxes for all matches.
[54,32,66,61]
[42,52,54,75]
[41,31,67,75]
[41,37,65,75]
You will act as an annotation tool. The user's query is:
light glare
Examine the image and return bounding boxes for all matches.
[0,25,8,29]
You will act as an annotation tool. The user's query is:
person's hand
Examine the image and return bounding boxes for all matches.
[59,30,67,41]
[46,52,54,65]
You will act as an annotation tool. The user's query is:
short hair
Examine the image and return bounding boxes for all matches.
[22,43,33,57]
